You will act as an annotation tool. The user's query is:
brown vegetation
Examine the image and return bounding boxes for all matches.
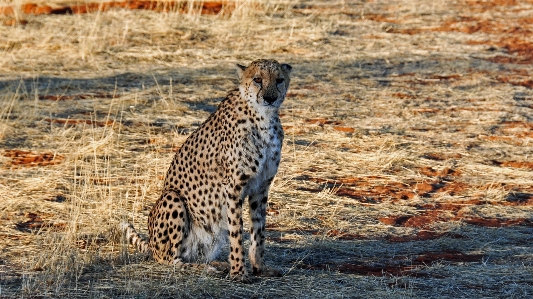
[0,1,233,16]
[3,150,64,167]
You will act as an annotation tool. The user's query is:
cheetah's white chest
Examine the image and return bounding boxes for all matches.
[244,123,283,195]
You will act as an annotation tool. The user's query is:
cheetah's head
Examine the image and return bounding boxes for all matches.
[236,59,292,110]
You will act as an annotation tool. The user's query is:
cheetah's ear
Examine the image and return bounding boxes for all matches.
[236,64,247,80]
[281,63,292,75]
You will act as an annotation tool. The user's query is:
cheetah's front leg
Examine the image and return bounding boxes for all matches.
[248,190,282,277]
[226,193,249,282]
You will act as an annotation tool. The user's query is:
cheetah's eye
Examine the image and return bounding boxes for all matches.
[253,78,262,84]
[276,78,284,84]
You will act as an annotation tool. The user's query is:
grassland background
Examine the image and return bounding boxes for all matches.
[0,0,532,298]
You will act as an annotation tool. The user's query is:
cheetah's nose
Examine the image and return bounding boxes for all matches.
[264,95,277,104]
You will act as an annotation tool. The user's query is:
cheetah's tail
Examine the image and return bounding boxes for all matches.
[120,221,151,254]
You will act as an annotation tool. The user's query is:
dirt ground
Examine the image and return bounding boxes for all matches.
[0,0,532,298]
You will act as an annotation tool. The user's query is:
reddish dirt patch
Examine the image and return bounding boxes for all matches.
[332,126,355,133]
[378,216,410,226]
[266,208,279,216]
[497,71,532,87]
[414,182,436,194]
[435,17,527,35]
[388,14,533,35]
[402,211,447,228]
[493,160,533,170]
[440,182,470,196]
[335,185,417,202]
[300,174,532,229]
[497,75,533,88]
[300,181,440,203]
[304,118,343,125]
[15,212,66,232]
[486,120,533,140]
[299,250,482,277]
[301,172,465,203]
[3,149,64,167]
[379,211,447,229]
[381,199,533,229]
[376,1,533,64]
[490,37,533,65]
[39,93,116,101]
[468,28,533,65]
[413,250,483,263]
[481,135,523,145]
[281,125,293,130]
[0,1,233,18]
[45,118,115,127]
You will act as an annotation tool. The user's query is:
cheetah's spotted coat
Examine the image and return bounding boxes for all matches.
[122,59,292,281]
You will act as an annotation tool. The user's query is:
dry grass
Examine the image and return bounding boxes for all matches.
[1,0,533,298]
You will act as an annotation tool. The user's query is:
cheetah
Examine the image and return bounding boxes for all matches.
[121,59,292,282]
